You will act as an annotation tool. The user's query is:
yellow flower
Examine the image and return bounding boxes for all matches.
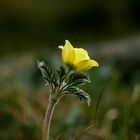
[59,40,99,71]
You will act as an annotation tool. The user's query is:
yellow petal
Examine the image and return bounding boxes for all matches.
[66,49,75,65]
[60,40,75,64]
[75,59,99,71]
[58,46,63,49]
[73,48,90,64]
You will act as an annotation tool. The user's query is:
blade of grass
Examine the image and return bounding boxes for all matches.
[93,77,112,125]
[75,77,111,139]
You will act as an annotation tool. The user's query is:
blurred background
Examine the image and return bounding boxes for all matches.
[0,0,140,140]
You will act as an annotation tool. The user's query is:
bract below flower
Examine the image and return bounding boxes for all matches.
[59,40,99,71]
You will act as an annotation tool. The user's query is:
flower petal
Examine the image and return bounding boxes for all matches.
[75,59,99,71]
[58,46,63,49]
[73,48,90,64]
[59,40,75,64]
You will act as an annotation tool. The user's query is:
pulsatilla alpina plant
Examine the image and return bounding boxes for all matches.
[37,40,99,140]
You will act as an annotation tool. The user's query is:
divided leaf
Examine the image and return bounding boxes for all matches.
[37,60,57,89]
[64,86,91,106]
[67,72,90,87]
[56,65,67,84]
[37,61,91,105]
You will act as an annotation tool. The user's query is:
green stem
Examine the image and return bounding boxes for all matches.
[43,97,58,140]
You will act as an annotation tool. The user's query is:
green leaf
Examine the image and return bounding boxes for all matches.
[67,72,90,87]
[56,65,67,84]
[64,86,91,106]
[37,60,57,89]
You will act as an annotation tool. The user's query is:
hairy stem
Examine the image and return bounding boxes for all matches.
[43,97,57,140]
